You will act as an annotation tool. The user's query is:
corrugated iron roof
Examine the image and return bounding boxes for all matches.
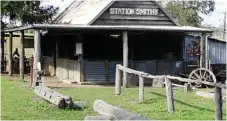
[2,24,213,33]
[54,0,113,25]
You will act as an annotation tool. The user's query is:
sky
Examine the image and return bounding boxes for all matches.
[41,0,227,27]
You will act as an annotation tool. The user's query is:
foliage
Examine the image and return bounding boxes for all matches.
[1,1,59,28]
[165,1,215,27]
[1,77,226,120]
[202,24,225,40]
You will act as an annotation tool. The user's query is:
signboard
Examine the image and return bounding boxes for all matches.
[109,8,158,15]
[74,43,83,55]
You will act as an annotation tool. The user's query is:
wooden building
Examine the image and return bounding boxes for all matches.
[2,0,213,86]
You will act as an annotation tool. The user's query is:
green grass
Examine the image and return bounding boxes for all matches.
[1,77,226,120]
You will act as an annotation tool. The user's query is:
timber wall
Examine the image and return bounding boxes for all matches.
[43,56,81,83]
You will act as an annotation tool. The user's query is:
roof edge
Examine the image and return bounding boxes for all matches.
[88,0,115,25]
[153,0,180,26]
[1,24,213,33]
[53,0,78,23]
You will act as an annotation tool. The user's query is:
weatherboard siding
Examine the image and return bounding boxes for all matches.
[93,1,176,26]
[43,57,81,83]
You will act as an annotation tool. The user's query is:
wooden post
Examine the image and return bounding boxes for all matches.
[105,60,108,81]
[204,34,208,69]
[78,32,84,83]
[1,32,5,70]
[115,64,121,95]
[138,76,144,102]
[32,30,41,87]
[214,83,222,120]
[122,31,128,87]
[184,83,191,92]
[8,32,13,76]
[19,31,24,79]
[165,76,174,113]
[53,39,57,76]
[199,34,205,68]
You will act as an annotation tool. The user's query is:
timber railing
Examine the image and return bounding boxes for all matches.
[115,64,226,120]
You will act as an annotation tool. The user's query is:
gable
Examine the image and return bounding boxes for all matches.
[92,1,178,26]
[54,0,113,25]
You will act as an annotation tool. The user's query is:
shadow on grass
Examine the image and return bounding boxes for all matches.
[143,97,165,104]
[149,91,215,112]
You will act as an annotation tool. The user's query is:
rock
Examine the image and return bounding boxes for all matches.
[72,101,88,109]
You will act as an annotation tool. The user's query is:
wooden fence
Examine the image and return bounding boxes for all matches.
[115,64,226,120]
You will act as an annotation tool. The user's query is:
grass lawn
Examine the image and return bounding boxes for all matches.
[1,77,226,120]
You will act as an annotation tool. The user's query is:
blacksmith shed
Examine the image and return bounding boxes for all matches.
[2,0,213,85]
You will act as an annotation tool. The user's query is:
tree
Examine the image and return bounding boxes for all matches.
[1,1,59,29]
[165,1,215,27]
[202,24,225,40]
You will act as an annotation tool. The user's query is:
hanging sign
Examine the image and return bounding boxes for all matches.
[109,8,158,15]
[74,43,83,55]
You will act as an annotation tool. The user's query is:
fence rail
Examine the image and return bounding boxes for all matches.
[115,64,226,120]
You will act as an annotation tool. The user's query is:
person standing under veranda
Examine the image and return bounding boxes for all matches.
[29,55,34,85]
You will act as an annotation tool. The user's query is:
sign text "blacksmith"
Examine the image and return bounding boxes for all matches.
[109,8,158,15]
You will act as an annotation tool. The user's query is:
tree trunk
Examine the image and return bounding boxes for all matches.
[93,100,146,120]
[33,86,73,109]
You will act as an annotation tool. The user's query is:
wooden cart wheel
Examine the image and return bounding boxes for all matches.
[189,68,216,88]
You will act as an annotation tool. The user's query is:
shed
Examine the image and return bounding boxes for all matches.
[1,0,213,86]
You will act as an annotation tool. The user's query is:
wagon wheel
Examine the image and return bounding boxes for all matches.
[189,68,216,88]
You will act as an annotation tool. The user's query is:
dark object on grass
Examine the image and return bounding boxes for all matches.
[72,101,88,109]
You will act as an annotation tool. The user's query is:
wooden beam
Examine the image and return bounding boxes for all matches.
[122,31,128,87]
[117,64,216,86]
[19,31,24,79]
[165,76,174,113]
[33,86,73,109]
[32,30,41,87]
[214,83,223,120]
[93,100,146,120]
[8,32,13,76]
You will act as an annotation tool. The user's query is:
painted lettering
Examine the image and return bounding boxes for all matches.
[109,8,158,15]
